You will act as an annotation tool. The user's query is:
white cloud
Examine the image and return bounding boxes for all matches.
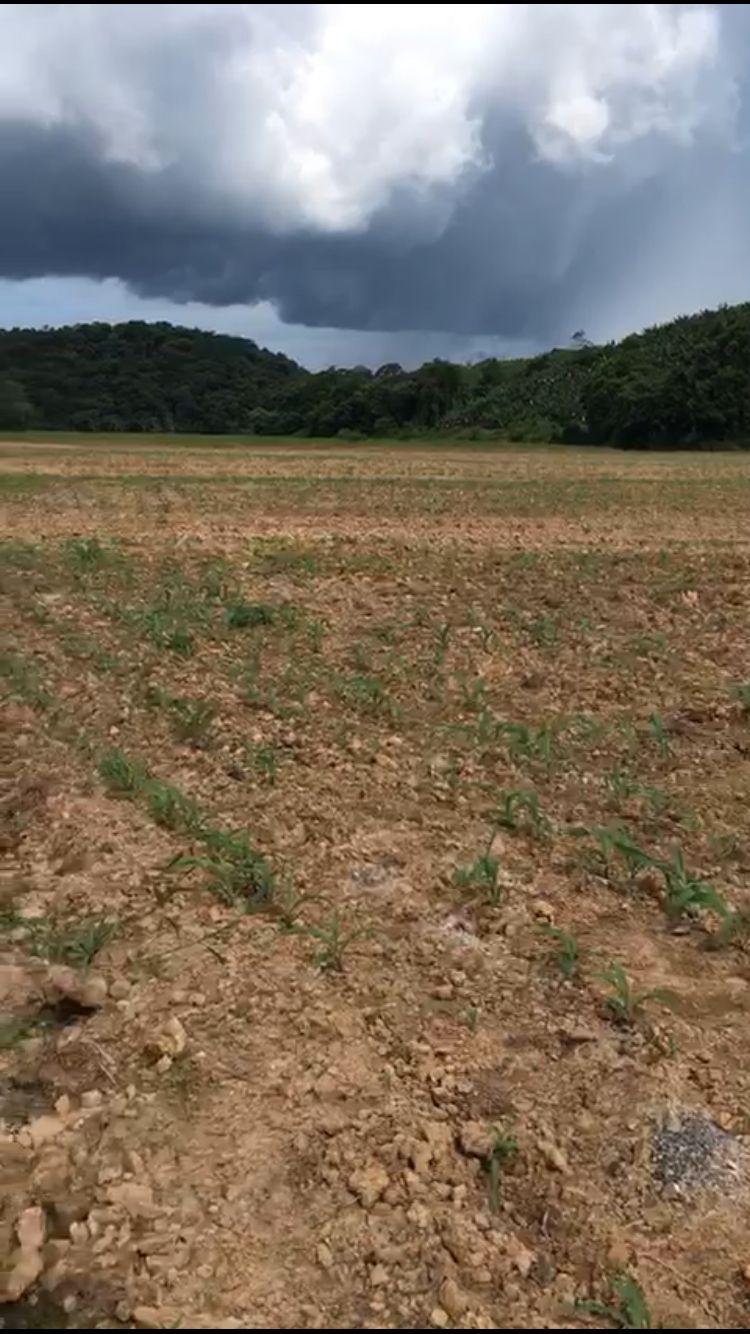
[0,4,732,231]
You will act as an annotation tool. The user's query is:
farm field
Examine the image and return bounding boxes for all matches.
[3,437,750,1328]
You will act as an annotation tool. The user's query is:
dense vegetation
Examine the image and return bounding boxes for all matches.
[1,301,749,446]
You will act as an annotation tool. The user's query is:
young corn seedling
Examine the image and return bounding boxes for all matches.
[600,961,675,1028]
[485,1125,518,1214]
[306,914,370,972]
[145,779,204,834]
[28,916,117,968]
[648,712,672,759]
[589,825,656,888]
[660,847,730,923]
[171,829,275,910]
[169,697,216,748]
[454,837,503,907]
[495,788,548,837]
[98,748,148,797]
[575,1273,652,1330]
[501,720,561,769]
[272,879,326,933]
[540,924,581,980]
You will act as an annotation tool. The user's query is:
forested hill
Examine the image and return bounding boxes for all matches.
[1,302,749,447]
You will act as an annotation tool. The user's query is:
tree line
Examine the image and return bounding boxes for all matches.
[1,302,748,447]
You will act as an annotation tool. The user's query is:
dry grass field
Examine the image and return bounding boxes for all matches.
[3,437,750,1328]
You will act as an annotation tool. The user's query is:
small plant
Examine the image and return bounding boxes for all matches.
[306,914,369,972]
[495,788,548,836]
[589,825,656,886]
[336,673,390,714]
[246,742,279,785]
[171,828,275,910]
[460,675,489,711]
[454,840,502,907]
[145,686,216,747]
[272,879,326,933]
[660,847,729,923]
[170,697,216,747]
[65,536,108,570]
[540,924,581,979]
[225,601,276,630]
[485,1125,518,1213]
[140,607,195,656]
[501,720,561,768]
[27,916,117,967]
[575,1273,652,1329]
[462,1005,480,1033]
[731,683,750,716]
[475,707,502,745]
[145,779,204,834]
[434,622,451,664]
[0,1017,37,1050]
[0,651,51,711]
[600,961,675,1027]
[648,712,672,759]
[99,748,148,797]
[527,613,558,648]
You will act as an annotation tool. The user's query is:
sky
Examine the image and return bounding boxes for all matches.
[0,2,749,369]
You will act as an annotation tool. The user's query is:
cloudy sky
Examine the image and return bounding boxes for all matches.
[0,3,749,367]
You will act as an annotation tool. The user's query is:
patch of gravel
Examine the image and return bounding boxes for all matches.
[652,1111,741,1195]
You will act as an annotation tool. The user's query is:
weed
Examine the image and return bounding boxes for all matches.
[99,748,148,797]
[65,536,108,570]
[630,632,667,659]
[571,714,607,745]
[145,686,216,746]
[172,828,275,910]
[336,672,390,714]
[575,1273,652,1329]
[527,613,558,648]
[26,916,117,967]
[170,697,216,747]
[462,1005,480,1033]
[306,617,325,652]
[454,846,502,906]
[225,600,276,630]
[253,541,318,578]
[246,742,280,785]
[495,787,548,836]
[141,609,195,656]
[163,1052,204,1110]
[0,1017,36,1050]
[648,712,672,759]
[540,924,581,979]
[712,909,750,949]
[145,779,204,834]
[434,622,451,664]
[306,914,369,972]
[485,1125,518,1213]
[0,651,51,710]
[730,682,750,716]
[600,961,675,1027]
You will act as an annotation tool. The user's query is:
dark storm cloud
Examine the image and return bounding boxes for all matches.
[0,4,748,348]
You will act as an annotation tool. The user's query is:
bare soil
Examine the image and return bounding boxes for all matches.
[2,440,750,1328]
